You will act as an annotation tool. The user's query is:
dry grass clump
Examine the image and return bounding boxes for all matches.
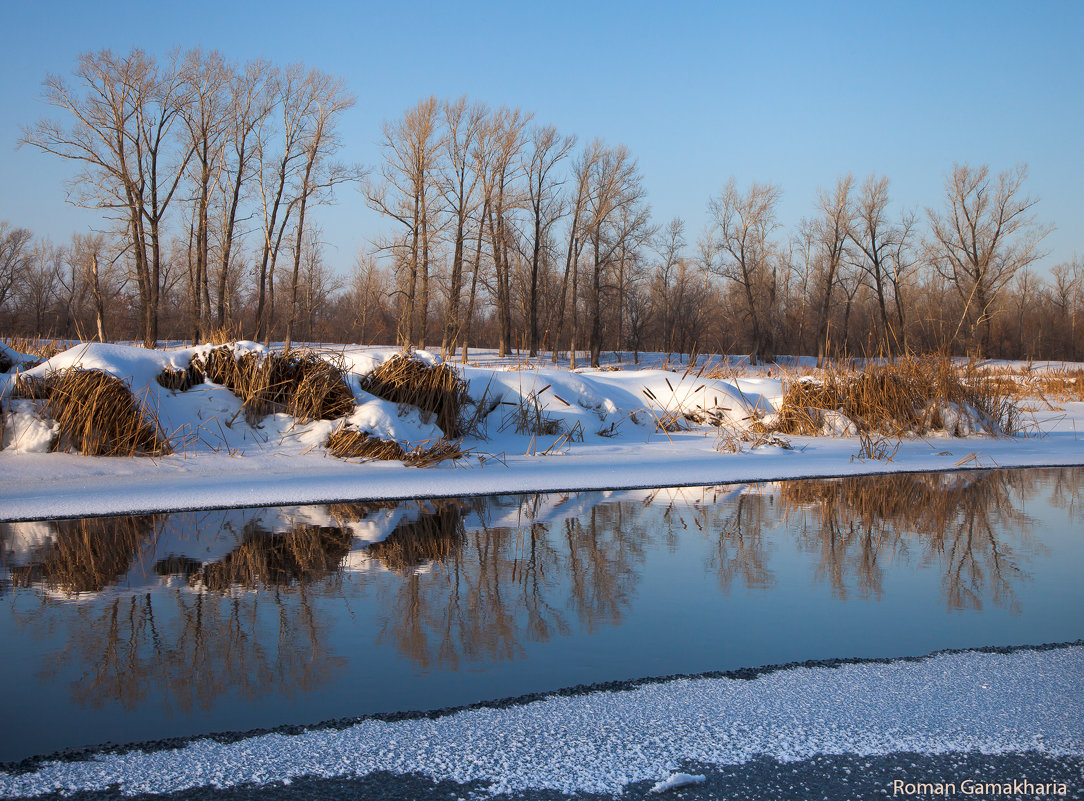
[501,387,562,436]
[366,502,464,572]
[195,523,352,591]
[1008,368,1084,405]
[327,425,408,460]
[768,356,1018,438]
[9,515,156,594]
[326,423,467,466]
[156,363,204,392]
[13,368,171,456]
[1,336,64,363]
[360,352,469,437]
[191,345,356,424]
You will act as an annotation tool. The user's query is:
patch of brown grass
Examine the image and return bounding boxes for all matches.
[360,353,469,437]
[156,363,204,392]
[13,368,171,456]
[768,356,1019,437]
[326,424,467,466]
[1,336,65,363]
[191,346,356,424]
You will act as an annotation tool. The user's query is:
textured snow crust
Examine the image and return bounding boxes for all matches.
[2,647,1080,798]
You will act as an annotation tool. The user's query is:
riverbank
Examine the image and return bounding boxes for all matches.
[2,343,1081,521]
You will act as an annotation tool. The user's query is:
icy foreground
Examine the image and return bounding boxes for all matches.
[1,342,1083,521]
[2,646,1080,797]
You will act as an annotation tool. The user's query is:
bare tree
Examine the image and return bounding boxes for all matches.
[437,98,487,359]
[481,106,531,357]
[253,64,315,342]
[650,217,691,355]
[181,49,231,342]
[0,222,33,316]
[522,124,575,356]
[581,142,651,367]
[926,164,1049,355]
[707,179,782,364]
[23,48,194,347]
[808,174,853,363]
[214,58,274,329]
[549,140,599,365]
[367,96,442,347]
[282,70,358,349]
[848,175,918,354]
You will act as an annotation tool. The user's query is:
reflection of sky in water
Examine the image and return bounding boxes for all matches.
[0,467,1080,763]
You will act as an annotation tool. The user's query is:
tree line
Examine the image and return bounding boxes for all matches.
[3,47,1081,362]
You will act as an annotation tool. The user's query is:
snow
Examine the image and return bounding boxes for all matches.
[651,772,707,793]
[1,343,1082,521]
[1,646,1079,797]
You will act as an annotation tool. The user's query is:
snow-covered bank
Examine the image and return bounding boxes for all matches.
[1,343,1082,521]
[2,645,1080,797]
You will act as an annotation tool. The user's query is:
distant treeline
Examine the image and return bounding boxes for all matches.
[3,48,1081,361]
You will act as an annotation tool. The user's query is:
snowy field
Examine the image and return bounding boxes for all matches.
[1,342,1082,521]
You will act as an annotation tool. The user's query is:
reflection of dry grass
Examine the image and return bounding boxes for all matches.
[366,502,464,572]
[195,523,352,592]
[14,368,170,456]
[768,356,1018,437]
[191,346,355,423]
[360,353,469,437]
[9,515,156,593]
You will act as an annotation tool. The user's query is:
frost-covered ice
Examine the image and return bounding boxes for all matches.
[2,343,1083,521]
[1,646,1080,797]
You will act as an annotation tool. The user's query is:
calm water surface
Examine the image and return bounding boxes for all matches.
[1,467,1081,762]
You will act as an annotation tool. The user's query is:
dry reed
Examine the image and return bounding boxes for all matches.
[191,345,356,424]
[360,353,469,437]
[13,368,171,456]
[767,356,1019,438]
[326,423,467,466]
[1,336,64,364]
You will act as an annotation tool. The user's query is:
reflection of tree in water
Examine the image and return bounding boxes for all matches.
[5,467,1075,707]
[367,495,648,669]
[706,493,775,593]
[564,504,647,631]
[15,512,357,715]
[779,471,1044,611]
[368,498,570,669]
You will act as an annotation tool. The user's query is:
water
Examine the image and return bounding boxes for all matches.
[1,467,1081,763]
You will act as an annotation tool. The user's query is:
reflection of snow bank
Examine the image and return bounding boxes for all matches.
[3,646,1079,798]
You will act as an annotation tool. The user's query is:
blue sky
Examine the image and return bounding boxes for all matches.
[0,0,1079,277]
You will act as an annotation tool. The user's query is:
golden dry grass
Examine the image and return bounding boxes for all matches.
[1,336,65,364]
[767,356,1019,437]
[326,423,467,466]
[191,346,356,424]
[360,352,469,437]
[13,368,171,456]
